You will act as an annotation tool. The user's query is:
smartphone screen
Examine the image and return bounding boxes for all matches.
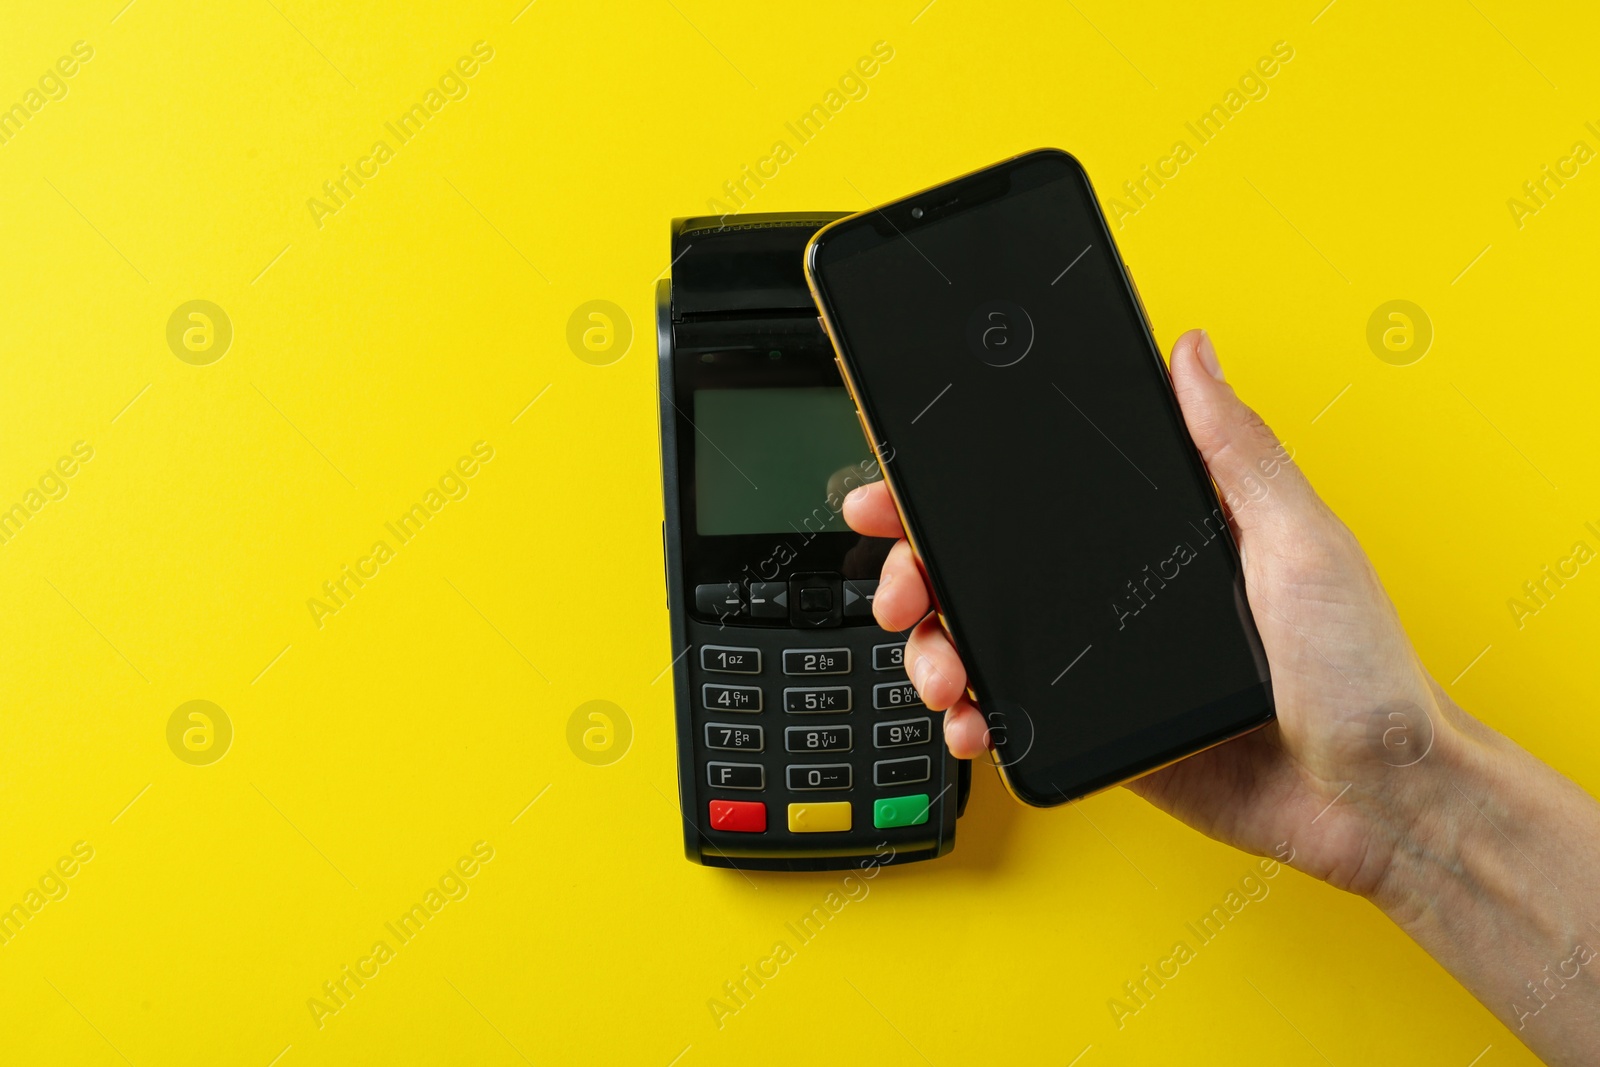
[807,150,1272,805]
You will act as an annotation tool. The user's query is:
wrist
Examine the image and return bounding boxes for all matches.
[1357,700,1493,922]
[1268,695,1484,902]
[1354,698,1600,1060]
[1359,697,1578,932]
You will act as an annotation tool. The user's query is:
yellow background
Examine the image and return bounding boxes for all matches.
[1,0,1594,1063]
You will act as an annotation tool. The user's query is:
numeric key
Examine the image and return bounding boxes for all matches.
[783,686,852,714]
[702,683,761,712]
[787,764,852,790]
[783,648,850,675]
[705,723,764,751]
[874,717,932,748]
[873,680,924,710]
[872,643,906,672]
[785,725,852,753]
[702,645,760,674]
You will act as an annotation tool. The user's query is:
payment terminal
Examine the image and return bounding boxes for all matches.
[656,212,970,871]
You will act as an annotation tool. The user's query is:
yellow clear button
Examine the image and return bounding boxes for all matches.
[787,801,852,833]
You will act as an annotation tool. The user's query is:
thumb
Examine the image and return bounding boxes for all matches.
[1168,329,1315,533]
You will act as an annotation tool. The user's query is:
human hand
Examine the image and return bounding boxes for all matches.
[842,328,1461,897]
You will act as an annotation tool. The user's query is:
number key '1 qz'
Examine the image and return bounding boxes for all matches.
[702,645,760,674]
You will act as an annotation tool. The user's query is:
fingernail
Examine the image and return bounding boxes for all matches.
[844,485,867,506]
[1197,330,1225,382]
[912,655,931,690]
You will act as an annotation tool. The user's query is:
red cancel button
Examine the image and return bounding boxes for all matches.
[709,800,766,833]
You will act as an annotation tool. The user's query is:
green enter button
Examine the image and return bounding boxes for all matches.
[873,793,930,829]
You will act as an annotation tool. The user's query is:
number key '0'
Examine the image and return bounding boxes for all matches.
[786,764,852,790]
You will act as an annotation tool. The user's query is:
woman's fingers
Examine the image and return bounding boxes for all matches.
[848,480,931,633]
[873,539,929,632]
[841,481,905,539]
[843,478,985,758]
[1168,329,1318,535]
[905,614,967,711]
[943,699,990,759]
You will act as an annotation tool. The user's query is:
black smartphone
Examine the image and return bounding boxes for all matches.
[804,149,1273,807]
